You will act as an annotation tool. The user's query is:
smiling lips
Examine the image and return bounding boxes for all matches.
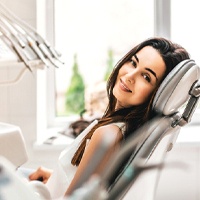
[120,79,132,93]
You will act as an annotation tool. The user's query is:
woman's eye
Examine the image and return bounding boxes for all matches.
[130,59,136,67]
[143,74,151,83]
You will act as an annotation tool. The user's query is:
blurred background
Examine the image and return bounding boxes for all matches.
[0,0,199,199]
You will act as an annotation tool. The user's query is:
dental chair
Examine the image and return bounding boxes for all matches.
[66,59,200,200]
[0,59,199,200]
[105,59,200,200]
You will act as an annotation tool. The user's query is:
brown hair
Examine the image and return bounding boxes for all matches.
[71,37,190,166]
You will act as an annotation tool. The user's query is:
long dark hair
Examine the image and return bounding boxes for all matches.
[71,37,190,166]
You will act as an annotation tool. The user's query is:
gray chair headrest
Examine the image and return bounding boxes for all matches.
[152,59,200,115]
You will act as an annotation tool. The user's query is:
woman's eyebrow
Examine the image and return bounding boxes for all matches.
[145,68,158,81]
[134,54,139,62]
[134,54,158,81]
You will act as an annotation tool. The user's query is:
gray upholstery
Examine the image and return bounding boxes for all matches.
[153,59,200,115]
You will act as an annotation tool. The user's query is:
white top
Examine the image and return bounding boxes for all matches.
[45,120,125,200]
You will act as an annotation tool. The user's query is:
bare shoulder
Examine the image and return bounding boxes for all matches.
[92,124,123,143]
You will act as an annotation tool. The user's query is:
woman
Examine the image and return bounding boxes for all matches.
[29,37,190,199]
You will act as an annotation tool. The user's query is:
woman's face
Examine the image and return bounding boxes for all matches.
[113,46,166,109]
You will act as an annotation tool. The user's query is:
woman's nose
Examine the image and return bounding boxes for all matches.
[126,71,137,83]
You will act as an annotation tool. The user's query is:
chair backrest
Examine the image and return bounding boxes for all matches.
[102,59,200,200]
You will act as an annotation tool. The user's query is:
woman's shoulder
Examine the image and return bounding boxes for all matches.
[93,122,125,141]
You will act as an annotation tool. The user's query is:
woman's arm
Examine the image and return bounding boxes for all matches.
[65,124,123,196]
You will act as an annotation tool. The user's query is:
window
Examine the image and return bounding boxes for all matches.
[51,0,154,126]
[171,0,200,123]
[171,0,200,65]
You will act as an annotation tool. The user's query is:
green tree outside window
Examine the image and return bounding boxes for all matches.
[65,54,85,115]
[104,49,114,81]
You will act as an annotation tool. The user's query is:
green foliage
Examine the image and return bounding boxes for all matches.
[65,54,85,114]
[104,49,114,81]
